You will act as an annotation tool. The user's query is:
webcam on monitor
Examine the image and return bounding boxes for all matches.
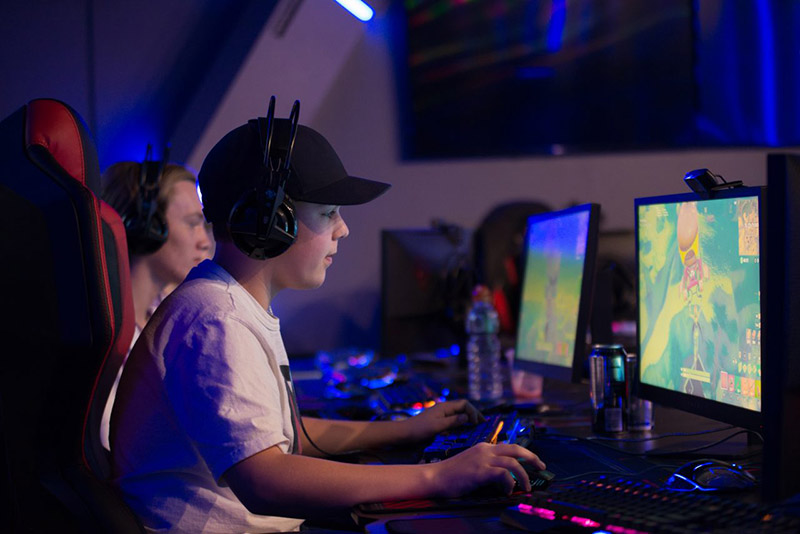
[684,168,743,199]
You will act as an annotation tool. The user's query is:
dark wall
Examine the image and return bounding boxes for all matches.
[0,0,276,171]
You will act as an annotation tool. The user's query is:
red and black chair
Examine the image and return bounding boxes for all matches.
[0,98,141,533]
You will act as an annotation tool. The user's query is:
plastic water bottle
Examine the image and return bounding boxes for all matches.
[466,285,503,401]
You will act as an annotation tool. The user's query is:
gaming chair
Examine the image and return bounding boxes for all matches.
[0,98,142,533]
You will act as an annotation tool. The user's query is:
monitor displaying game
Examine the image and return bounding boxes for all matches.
[514,203,600,382]
[635,187,764,429]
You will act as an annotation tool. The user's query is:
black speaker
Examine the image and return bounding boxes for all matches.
[123,145,169,255]
[228,96,300,260]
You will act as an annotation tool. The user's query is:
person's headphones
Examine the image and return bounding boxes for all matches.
[228,96,300,260]
[123,144,170,255]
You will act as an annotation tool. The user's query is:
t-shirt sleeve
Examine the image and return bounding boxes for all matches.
[163,313,289,481]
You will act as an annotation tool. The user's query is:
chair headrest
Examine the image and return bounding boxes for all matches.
[25,98,101,192]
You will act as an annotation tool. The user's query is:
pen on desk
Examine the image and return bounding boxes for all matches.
[489,420,504,444]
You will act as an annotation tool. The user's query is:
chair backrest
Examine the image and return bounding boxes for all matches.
[0,98,141,533]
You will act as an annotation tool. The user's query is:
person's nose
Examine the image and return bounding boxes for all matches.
[198,225,212,251]
[335,216,349,241]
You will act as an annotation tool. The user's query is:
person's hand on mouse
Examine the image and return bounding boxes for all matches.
[427,442,546,498]
[399,399,485,443]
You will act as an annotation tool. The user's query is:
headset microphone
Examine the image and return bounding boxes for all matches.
[228,96,300,259]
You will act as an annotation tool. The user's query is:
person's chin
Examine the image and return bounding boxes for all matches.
[299,275,326,290]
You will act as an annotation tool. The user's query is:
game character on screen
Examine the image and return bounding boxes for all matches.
[677,202,709,395]
[109,102,544,533]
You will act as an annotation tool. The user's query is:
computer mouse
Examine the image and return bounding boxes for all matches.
[467,465,555,498]
[512,463,556,492]
[665,458,756,492]
[524,468,556,491]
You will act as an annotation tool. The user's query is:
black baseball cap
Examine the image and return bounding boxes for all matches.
[198,118,391,226]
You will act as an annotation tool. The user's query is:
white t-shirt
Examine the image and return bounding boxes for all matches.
[100,324,141,451]
[110,260,303,533]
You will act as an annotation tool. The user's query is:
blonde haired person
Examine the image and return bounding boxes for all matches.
[99,160,212,450]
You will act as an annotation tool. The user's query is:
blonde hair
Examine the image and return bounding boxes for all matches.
[101,161,197,226]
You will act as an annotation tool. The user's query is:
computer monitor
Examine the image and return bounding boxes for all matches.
[762,153,800,502]
[635,186,764,431]
[514,203,600,382]
[380,226,473,359]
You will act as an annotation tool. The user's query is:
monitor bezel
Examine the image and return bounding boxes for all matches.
[762,153,800,502]
[514,203,600,383]
[634,185,765,431]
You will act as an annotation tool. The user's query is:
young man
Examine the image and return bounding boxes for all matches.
[110,117,544,533]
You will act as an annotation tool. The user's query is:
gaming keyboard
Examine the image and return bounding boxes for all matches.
[421,411,534,462]
[368,378,449,416]
[502,475,800,533]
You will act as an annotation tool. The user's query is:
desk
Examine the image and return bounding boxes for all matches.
[353,405,767,533]
[291,358,781,533]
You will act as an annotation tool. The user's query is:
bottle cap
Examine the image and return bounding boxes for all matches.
[472,284,491,303]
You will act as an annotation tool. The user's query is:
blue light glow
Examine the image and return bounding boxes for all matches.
[547,0,566,52]
[335,0,374,22]
[755,0,777,145]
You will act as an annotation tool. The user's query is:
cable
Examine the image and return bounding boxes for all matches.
[295,413,367,459]
[554,462,676,483]
[642,429,763,459]
[282,365,367,459]
[540,428,763,460]
[584,425,737,443]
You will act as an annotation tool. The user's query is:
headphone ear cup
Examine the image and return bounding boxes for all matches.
[268,196,297,258]
[123,205,168,255]
[228,189,297,260]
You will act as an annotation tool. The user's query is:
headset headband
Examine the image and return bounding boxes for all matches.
[255,97,300,246]
[227,96,301,259]
[138,144,170,207]
[123,143,171,255]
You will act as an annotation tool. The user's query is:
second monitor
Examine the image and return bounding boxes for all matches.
[514,203,601,383]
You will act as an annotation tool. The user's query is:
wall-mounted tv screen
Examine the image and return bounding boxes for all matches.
[393,1,800,158]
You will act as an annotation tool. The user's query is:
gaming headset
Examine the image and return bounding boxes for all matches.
[123,144,170,255]
[228,96,300,260]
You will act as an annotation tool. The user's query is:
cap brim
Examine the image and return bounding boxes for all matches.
[290,175,391,206]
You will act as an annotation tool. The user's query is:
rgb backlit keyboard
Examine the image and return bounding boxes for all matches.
[503,475,800,533]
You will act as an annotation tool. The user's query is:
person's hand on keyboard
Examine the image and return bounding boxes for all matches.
[427,442,546,498]
[398,399,486,443]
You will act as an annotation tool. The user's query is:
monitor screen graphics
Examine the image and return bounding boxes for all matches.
[514,203,600,382]
[635,187,763,429]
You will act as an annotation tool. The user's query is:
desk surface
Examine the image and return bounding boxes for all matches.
[292,357,776,533]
